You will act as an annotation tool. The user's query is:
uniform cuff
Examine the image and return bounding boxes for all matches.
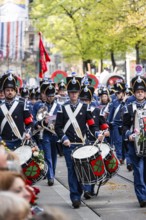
[125,130,132,141]
[61,135,69,143]
[95,131,101,138]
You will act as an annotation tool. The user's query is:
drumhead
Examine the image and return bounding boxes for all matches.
[99,143,110,159]
[72,145,99,159]
[14,146,32,166]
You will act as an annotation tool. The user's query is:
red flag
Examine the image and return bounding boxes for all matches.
[38,32,51,78]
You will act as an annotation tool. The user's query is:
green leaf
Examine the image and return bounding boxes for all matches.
[25,165,38,177]
[93,160,103,173]
[93,165,98,172]
[108,158,117,169]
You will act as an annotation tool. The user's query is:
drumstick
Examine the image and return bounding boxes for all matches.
[90,130,106,151]
[99,134,106,148]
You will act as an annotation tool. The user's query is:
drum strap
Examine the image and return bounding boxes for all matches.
[1,100,19,132]
[48,102,57,116]
[113,103,121,121]
[64,104,85,144]
[90,106,95,112]
[132,103,137,112]
[63,103,82,133]
[1,103,22,140]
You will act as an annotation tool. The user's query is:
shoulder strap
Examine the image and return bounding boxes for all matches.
[1,102,22,139]
[63,103,82,133]
[132,103,137,112]
[1,100,19,132]
[64,104,85,144]
[113,104,121,120]
[48,102,57,116]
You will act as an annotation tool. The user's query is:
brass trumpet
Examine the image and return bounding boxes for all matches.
[36,106,48,122]
[36,106,56,134]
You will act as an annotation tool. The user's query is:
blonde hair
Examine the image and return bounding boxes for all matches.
[0,191,30,220]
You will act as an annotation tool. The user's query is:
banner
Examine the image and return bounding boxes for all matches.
[0,1,28,60]
[0,0,26,8]
[38,33,51,78]
[0,21,25,60]
[0,0,28,22]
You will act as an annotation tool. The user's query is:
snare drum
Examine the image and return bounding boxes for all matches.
[72,145,106,185]
[14,146,48,184]
[99,143,119,177]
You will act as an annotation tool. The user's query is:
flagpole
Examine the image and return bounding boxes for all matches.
[7,57,9,69]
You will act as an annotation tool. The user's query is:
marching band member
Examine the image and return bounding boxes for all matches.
[126,87,136,104]
[108,85,117,102]
[55,73,104,209]
[55,80,68,156]
[32,78,50,149]
[56,79,68,105]
[35,87,41,101]
[98,87,111,119]
[0,72,33,150]
[33,80,60,186]
[29,88,38,114]
[0,76,5,101]
[29,88,37,105]
[123,75,146,207]
[108,82,129,164]
[33,78,49,118]
[19,86,29,100]
[79,82,109,199]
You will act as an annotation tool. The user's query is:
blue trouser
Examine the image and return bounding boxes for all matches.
[124,150,132,165]
[112,125,123,160]
[42,132,58,180]
[32,134,43,150]
[144,158,146,184]
[63,144,83,202]
[83,184,95,194]
[122,140,132,165]
[5,139,22,150]
[128,142,146,202]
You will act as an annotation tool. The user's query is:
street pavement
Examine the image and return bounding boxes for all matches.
[36,156,146,220]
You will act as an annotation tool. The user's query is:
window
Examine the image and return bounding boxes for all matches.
[29,34,34,47]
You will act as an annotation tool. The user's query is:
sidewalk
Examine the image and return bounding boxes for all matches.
[36,156,146,220]
[37,179,101,220]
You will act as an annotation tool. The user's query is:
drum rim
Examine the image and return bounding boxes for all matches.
[71,144,100,161]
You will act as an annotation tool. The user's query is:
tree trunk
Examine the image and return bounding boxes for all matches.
[83,60,91,73]
[135,42,140,64]
[100,59,103,72]
[110,51,116,70]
